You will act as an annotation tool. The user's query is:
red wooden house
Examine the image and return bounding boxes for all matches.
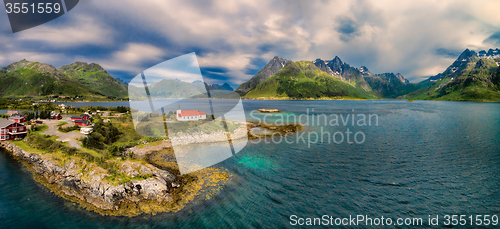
[50,111,62,120]
[8,114,27,123]
[74,120,91,126]
[52,113,62,120]
[71,115,90,121]
[0,119,27,141]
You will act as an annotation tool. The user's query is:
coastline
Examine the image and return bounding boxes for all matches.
[169,123,248,147]
[241,97,370,101]
[0,120,301,217]
[0,141,229,217]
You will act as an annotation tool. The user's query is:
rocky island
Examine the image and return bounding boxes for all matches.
[257,109,282,113]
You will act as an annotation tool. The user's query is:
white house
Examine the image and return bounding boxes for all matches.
[80,127,93,135]
[176,105,207,121]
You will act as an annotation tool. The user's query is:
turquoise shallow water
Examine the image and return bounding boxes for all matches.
[1,100,500,228]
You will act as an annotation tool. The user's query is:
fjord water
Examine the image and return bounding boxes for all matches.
[1,100,499,228]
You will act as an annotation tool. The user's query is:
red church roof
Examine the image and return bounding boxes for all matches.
[180,110,205,117]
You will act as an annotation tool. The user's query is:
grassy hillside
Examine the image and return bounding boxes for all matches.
[235,56,290,95]
[59,62,128,98]
[0,61,96,98]
[147,79,204,99]
[405,55,500,101]
[243,61,376,99]
[0,60,129,100]
[365,73,432,98]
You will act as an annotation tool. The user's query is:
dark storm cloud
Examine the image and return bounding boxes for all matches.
[484,31,500,46]
[435,48,464,58]
[336,17,359,41]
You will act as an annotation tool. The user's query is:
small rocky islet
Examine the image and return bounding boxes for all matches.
[257,108,282,113]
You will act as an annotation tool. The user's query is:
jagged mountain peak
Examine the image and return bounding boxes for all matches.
[477,48,500,58]
[269,56,289,66]
[235,56,291,94]
[359,66,369,71]
[358,66,374,78]
[457,48,477,61]
[486,48,500,55]
[221,82,233,90]
[406,47,500,101]
[238,54,415,97]
[332,56,342,63]
[313,58,325,63]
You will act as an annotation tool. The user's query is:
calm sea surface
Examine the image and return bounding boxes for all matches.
[1,100,499,228]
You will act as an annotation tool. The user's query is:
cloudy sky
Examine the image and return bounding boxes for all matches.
[0,0,499,87]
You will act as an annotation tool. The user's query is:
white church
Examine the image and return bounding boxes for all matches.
[176,105,207,121]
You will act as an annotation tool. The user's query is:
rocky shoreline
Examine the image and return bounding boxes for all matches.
[0,120,300,216]
[133,121,302,150]
[170,122,248,146]
[0,141,181,216]
[140,120,301,148]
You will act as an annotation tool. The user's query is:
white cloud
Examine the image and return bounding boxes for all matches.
[197,52,256,83]
[143,68,202,84]
[16,15,112,47]
[91,43,165,73]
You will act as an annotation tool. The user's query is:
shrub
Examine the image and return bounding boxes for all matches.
[58,125,80,133]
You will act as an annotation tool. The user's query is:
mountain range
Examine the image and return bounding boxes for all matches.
[128,79,234,100]
[404,48,500,101]
[236,48,500,101]
[2,48,499,102]
[236,55,423,99]
[0,59,128,100]
[0,59,234,101]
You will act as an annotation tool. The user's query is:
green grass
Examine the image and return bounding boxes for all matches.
[57,121,68,127]
[9,140,46,154]
[60,62,129,98]
[33,124,48,133]
[244,61,376,99]
[76,145,103,158]
[104,172,153,185]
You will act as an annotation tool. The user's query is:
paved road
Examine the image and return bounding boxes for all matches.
[41,117,84,149]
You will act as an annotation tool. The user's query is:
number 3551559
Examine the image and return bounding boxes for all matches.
[5,3,61,14]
